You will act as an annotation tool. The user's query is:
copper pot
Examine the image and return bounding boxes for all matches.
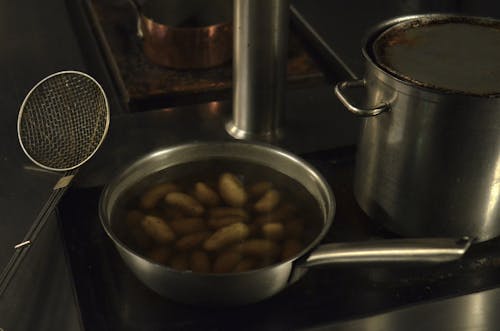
[130,0,233,69]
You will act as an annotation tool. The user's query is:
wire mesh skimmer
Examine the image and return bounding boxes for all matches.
[0,71,110,295]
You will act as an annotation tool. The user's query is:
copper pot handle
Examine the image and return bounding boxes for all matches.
[334,79,391,117]
[126,0,143,38]
[127,0,141,12]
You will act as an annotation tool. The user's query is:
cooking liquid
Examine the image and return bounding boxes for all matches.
[111,159,323,273]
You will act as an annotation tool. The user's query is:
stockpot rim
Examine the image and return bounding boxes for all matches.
[98,140,336,278]
[360,13,500,98]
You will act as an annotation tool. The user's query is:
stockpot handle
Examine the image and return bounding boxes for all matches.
[334,79,390,117]
[299,237,472,268]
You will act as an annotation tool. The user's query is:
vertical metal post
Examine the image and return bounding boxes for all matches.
[226,0,290,140]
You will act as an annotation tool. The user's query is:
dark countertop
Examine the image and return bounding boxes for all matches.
[2,0,500,330]
[59,150,500,331]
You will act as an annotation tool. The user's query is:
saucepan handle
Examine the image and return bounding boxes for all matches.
[334,79,390,117]
[299,237,472,268]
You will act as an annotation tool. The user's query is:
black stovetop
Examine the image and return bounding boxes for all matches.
[58,153,500,331]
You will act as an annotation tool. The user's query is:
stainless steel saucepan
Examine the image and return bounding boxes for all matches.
[99,142,471,306]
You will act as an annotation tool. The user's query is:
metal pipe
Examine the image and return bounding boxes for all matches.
[226,0,290,140]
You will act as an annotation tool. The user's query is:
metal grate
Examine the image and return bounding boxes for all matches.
[18,71,109,171]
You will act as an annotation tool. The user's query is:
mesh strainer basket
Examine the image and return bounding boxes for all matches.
[0,71,109,295]
[17,70,110,171]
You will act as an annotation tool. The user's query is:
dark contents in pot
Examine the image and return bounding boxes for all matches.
[111,159,323,274]
[373,17,500,95]
[142,0,232,27]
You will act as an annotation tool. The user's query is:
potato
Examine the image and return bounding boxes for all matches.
[141,215,175,243]
[255,204,296,224]
[248,181,273,198]
[140,183,178,209]
[281,239,304,261]
[194,182,220,207]
[175,232,211,251]
[165,192,204,216]
[237,239,280,258]
[121,167,321,275]
[209,207,249,219]
[208,215,247,229]
[213,251,242,273]
[261,222,285,241]
[203,222,250,251]
[190,250,211,273]
[170,217,207,235]
[218,173,248,207]
[254,189,281,213]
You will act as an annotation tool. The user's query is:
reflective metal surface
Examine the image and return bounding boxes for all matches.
[227,0,290,140]
[99,141,336,305]
[17,71,109,172]
[334,79,390,116]
[303,237,471,267]
[336,15,500,241]
[99,141,472,305]
[312,286,500,331]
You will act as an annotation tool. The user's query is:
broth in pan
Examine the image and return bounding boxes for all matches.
[111,159,323,273]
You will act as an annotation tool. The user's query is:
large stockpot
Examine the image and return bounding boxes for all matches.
[99,142,470,305]
[335,14,500,241]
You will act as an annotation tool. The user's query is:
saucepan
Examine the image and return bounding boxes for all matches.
[99,141,471,305]
[128,0,233,69]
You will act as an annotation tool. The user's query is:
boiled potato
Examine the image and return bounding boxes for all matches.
[165,192,204,216]
[190,250,211,273]
[141,215,175,243]
[140,183,178,209]
[175,231,211,251]
[213,251,242,273]
[204,222,250,251]
[194,182,221,207]
[254,189,281,213]
[219,173,248,207]
[170,217,207,235]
